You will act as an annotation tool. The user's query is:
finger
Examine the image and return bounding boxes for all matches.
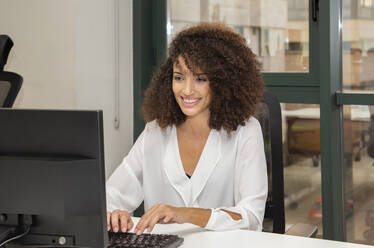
[136,209,160,235]
[120,212,129,232]
[148,213,163,233]
[107,212,111,231]
[135,215,150,235]
[139,204,158,220]
[157,210,175,224]
[163,215,172,223]
[111,210,120,232]
[134,205,160,234]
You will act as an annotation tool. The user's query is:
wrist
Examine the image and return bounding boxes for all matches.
[175,207,191,224]
[178,207,211,227]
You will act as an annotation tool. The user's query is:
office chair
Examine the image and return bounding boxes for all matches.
[0,35,22,107]
[255,91,285,234]
[255,91,318,238]
[0,35,13,72]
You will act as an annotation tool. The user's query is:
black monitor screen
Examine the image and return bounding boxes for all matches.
[0,109,107,248]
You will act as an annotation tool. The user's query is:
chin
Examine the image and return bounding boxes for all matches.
[180,108,198,117]
[181,110,197,117]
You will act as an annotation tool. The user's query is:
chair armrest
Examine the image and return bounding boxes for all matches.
[285,223,318,238]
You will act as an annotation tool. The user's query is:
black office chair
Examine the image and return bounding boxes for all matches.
[255,91,285,233]
[255,91,318,237]
[0,35,22,107]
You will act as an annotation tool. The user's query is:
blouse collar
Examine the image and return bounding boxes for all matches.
[163,126,222,206]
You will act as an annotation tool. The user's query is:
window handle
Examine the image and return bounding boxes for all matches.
[312,0,319,22]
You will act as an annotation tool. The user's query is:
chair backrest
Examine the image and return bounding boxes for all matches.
[0,35,22,108]
[0,71,23,107]
[0,34,14,72]
[254,91,285,234]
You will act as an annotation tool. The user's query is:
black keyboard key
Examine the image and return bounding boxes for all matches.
[108,232,184,248]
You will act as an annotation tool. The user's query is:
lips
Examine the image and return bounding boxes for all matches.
[181,96,200,107]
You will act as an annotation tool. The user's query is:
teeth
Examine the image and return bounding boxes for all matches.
[183,98,199,103]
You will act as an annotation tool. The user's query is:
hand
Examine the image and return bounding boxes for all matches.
[134,204,186,235]
[107,209,134,233]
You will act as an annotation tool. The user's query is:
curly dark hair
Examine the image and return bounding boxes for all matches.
[142,22,265,132]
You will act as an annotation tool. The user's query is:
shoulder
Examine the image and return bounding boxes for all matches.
[233,117,263,144]
[141,121,174,154]
[216,117,262,144]
[143,120,173,139]
[236,117,262,136]
[144,120,161,132]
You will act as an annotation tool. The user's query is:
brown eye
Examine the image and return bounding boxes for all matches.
[174,76,183,81]
[196,77,207,82]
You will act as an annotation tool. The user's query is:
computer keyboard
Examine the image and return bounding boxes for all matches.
[108,232,184,248]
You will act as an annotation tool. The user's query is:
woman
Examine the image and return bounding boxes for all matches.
[106,22,267,235]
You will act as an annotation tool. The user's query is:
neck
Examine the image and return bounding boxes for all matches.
[179,113,211,137]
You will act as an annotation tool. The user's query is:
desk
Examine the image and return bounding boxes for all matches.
[131,218,372,248]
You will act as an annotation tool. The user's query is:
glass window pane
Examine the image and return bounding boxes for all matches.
[282,103,322,237]
[169,0,309,73]
[343,0,374,90]
[343,105,374,245]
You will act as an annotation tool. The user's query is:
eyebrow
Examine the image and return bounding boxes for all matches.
[173,71,207,78]
[195,73,207,76]
[173,62,207,76]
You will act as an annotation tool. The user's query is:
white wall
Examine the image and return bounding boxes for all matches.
[0,0,133,178]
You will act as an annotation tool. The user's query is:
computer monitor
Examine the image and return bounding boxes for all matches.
[0,109,108,248]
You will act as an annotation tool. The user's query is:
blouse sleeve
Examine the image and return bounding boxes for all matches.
[205,118,268,231]
[105,127,146,213]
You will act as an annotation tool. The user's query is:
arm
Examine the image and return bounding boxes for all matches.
[204,118,268,231]
[134,206,242,234]
[184,208,242,226]
[106,126,146,231]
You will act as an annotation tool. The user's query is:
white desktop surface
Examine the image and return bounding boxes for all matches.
[131,217,372,248]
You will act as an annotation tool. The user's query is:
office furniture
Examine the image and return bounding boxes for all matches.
[255,91,285,234]
[130,217,373,248]
[0,71,23,107]
[284,106,370,166]
[0,35,13,71]
[0,35,23,107]
[255,92,317,237]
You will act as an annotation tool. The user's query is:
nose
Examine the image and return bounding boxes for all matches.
[182,77,194,95]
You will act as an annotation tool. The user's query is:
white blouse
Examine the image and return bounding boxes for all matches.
[106,117,268,231]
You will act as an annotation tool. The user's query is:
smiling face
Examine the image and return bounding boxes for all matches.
[172,56,212,121]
